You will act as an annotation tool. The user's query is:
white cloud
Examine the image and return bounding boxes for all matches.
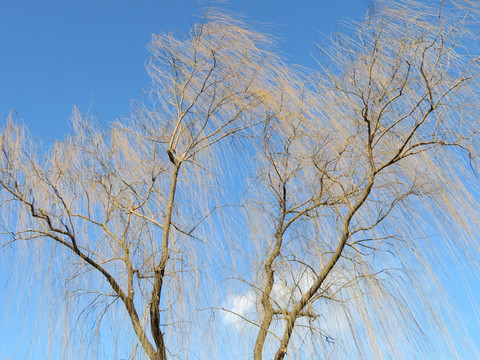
[221,269,317,329]
[222,291,256,326]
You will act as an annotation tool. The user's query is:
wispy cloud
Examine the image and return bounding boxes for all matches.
[222,292,257,326]
[221,269,317,328]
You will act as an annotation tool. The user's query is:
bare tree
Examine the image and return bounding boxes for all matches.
[0,13,288,359]
[1,1,480,359]
[245,1,480,359]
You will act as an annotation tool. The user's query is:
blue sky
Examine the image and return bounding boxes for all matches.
[0,0,367,140]
[2,0,479,359]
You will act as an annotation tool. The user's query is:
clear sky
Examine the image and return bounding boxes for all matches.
[0,0,367,140]
[1,0,479,359]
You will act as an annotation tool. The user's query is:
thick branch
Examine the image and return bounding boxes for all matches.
[149,160,181,360]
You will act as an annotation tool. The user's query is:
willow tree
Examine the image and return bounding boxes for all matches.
[1,1,480,359]
[0,14,288,359]
[245,1,480,359]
